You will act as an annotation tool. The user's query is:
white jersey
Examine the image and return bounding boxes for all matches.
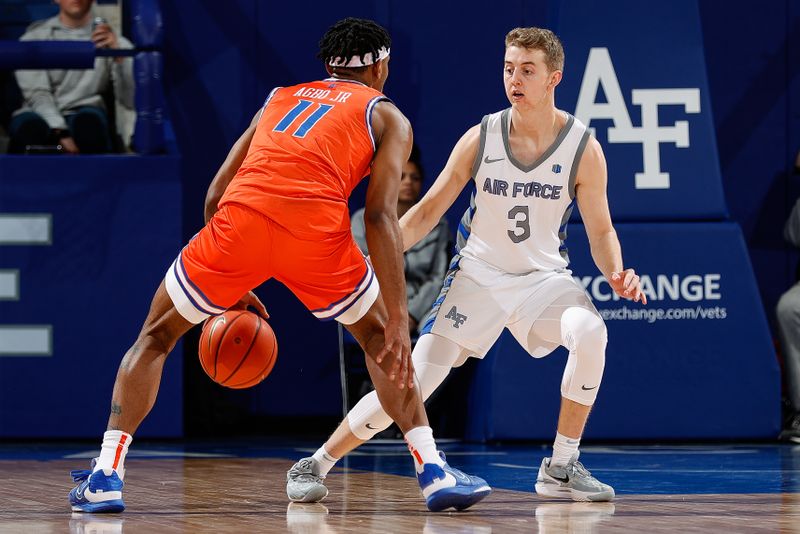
[457,108,590,274]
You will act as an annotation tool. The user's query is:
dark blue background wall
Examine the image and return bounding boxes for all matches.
[0,156,184,437]
[3,0,792,435]
[155,0,799,422]
[699,1,800,333]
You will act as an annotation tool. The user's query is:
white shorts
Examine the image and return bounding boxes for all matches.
[421,255,592,357]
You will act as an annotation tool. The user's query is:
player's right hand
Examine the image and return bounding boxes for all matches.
[231,290,269,320]
[376,318,414,390]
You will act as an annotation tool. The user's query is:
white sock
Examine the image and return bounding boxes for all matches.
[94,430,132,479]
[551,432,580,467]
[311,445,339,477]
[405,426,444,472]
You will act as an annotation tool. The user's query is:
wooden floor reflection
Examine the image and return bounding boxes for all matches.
[1,458,799,533]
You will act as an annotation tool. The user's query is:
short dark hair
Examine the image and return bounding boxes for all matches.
[318,17,391,74]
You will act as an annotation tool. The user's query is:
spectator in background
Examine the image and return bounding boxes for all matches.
[777,153,800,441]
[796,149,800,175]
[8,0,134,154]
[351,145,452,335]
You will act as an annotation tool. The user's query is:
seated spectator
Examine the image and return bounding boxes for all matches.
[778,158,800,441]
[796,149,800,175]
[344,146,453,428]
[351,145,452,335]
[8,0,134,154]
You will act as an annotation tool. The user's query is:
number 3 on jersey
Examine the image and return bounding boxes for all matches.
[507,205,531,243]
[273,99,333,138]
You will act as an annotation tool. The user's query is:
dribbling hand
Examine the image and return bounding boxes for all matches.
[231,290,270,319]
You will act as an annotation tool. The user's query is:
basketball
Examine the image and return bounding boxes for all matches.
[198,310,278,389]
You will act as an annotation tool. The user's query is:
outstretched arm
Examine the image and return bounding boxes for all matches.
[399,125,479,251]
[576,137,646,304]
[204,110,261,223]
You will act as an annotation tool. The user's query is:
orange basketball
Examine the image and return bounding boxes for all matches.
[198,310,278,389]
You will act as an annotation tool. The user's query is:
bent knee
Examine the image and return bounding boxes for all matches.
[577,320,607,352]
[562,308,607,351]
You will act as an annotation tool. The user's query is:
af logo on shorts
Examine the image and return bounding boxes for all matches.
[445,306,468,328]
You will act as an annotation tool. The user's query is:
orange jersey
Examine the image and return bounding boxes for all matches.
[220,79,388,237]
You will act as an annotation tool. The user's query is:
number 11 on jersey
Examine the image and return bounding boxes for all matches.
[274,99,333,138]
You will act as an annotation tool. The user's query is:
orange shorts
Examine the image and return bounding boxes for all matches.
[164,203,379,324]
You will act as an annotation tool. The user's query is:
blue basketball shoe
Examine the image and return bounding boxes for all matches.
[417,452,492,512]
[68,460,125,513]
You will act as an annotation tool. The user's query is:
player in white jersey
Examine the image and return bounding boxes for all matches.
[287,27,646,503]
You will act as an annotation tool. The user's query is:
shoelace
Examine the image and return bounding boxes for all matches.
[289,459,324,482]
[566,461,593,479]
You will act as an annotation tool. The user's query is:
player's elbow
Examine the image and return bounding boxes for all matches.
[363,207,396,231]
[586,227,618,252]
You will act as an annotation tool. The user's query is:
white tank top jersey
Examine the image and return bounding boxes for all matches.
[457,108,591,274]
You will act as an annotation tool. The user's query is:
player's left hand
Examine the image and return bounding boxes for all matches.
[232,290,270,319]
[376,317,414,390]
[609,269,647,304]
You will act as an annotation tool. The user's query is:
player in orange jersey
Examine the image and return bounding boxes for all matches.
[68,17,490,514]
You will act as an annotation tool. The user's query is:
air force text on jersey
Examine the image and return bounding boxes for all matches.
[482,177,563,200]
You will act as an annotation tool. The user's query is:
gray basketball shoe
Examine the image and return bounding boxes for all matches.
[534,455,615,502]
[286,457,329,503]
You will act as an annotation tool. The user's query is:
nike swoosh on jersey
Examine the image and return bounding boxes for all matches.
[484,156,503,164]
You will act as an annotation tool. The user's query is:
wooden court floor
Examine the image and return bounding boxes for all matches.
[1,454,799,533]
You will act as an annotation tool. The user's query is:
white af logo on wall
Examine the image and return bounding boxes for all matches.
[575,48,701,190]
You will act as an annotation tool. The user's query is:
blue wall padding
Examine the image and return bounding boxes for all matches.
[0,41,94,69]
[133,51,166,154]
[131,0,164,48]
[467,222,780,440]
[0,155,184,438]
